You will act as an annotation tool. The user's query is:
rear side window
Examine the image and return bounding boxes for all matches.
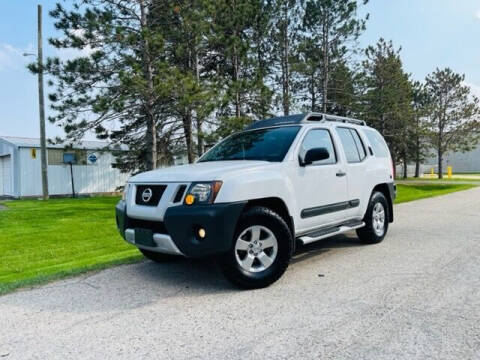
[299,129,337,165]
[336,127,366,163]
[351,129,366,160]
[364,129,389,158]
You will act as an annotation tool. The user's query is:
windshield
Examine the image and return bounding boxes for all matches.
[199,126,300,162]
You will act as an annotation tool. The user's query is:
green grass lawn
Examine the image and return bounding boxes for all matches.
[398,177,480,182]
[395,184,477,204]
[0,197,141,295]
[0,183,477,295]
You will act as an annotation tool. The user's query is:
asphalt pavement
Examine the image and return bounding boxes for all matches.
[1,187,480,360]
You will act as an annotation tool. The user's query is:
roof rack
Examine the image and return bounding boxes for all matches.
[304,112,366,126]
[246,112,366,130]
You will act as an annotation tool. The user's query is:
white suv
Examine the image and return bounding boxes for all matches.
[116,113,396,288]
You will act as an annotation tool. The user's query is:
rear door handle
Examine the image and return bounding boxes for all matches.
[336,171,346,177]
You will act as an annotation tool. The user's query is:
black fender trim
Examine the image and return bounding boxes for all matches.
[115,200,127,238]
[387,182,397,201]
[385,182,396,222]
[163,202,247,257]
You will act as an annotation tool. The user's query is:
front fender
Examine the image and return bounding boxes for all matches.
[215,168,297,218]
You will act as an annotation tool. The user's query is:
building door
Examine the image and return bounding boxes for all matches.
[0,156,12,196]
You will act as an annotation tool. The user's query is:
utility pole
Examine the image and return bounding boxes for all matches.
[37,4,49,200]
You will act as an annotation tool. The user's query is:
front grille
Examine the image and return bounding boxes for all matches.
[135,185,167,206]
[173,184,187,203]
[127,217,168,234]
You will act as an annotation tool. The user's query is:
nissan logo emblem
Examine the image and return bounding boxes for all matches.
[142,188,153,203]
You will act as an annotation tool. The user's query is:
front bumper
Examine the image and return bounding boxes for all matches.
[116,200,246,257]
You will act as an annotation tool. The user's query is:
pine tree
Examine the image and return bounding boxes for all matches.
[424,68,480,178]
[360,38,413,172]
[271,0,303,115]
[152,0,218,162]
[294,35,323,111]
[34,0,178,172]
[209,0,268,119]
[326,60,357,116]
[301,0,368,112]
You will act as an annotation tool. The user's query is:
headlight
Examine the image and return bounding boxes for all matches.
[122,183,130,201]
[185,181,222,205]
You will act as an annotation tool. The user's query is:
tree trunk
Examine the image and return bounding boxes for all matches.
[281,4,290,116]
[196,116,203,157]
[194,46,203,157]
[414,134,420,177]
[402,154,408,179]
[183,111,194,163]
[322,19,329,113]
[438,125,443,179]
[438,148,443,179]
[140,0,157,170]
[311,71,316,111]
[255,19,267,118]
[232,42,240,118]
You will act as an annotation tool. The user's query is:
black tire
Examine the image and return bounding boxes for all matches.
[356,191,389,244]
[219,206,294,289]
[139,248,179,263]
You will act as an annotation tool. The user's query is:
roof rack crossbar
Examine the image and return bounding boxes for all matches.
[303,112,366,126]
[245,112,366,130]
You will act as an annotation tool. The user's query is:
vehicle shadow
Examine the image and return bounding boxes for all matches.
[1,233,364,314]
[132,255,234,293]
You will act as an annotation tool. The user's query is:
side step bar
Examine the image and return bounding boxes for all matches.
[297,220,365,245]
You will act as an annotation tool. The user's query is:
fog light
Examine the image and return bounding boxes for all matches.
[198,228,206,239]
[185,194,195,205]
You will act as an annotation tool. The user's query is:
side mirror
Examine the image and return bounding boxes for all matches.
[300,147,330,166]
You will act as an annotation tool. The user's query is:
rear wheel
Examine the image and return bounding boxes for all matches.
[139,248,179,263]
[219,206,293,289]
[356,191,389,244]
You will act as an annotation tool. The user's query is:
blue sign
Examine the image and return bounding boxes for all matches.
[88,153,98,164]
[63,153,76,164]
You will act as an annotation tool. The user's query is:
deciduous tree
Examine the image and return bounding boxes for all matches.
[424,68,480,178]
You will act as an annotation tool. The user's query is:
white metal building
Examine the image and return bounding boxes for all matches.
[424,145,480,173]
[0,136,130,198]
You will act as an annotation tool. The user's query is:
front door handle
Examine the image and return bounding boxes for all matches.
[336,171,346,177]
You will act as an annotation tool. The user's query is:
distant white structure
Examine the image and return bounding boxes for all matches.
[0,136,130,198]
[396,143,480,177]
[424,145,480,173]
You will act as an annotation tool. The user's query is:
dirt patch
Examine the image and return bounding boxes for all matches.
[0,204,8,211]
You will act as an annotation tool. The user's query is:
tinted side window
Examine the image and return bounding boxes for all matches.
[300,129,336,165]
[337,128,361,163]
[350,129,366,161]
[364,129,389,158]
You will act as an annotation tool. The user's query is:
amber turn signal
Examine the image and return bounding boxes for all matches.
[185,194,195,205]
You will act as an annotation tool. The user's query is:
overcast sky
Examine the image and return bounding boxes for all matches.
[1,0,480,140]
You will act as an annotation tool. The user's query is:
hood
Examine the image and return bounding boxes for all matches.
[129,160,276,183]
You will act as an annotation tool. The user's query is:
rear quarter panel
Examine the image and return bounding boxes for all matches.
[358,128,394,216]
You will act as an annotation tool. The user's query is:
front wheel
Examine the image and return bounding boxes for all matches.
[219,206,293,289]
[356,191,389,244]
